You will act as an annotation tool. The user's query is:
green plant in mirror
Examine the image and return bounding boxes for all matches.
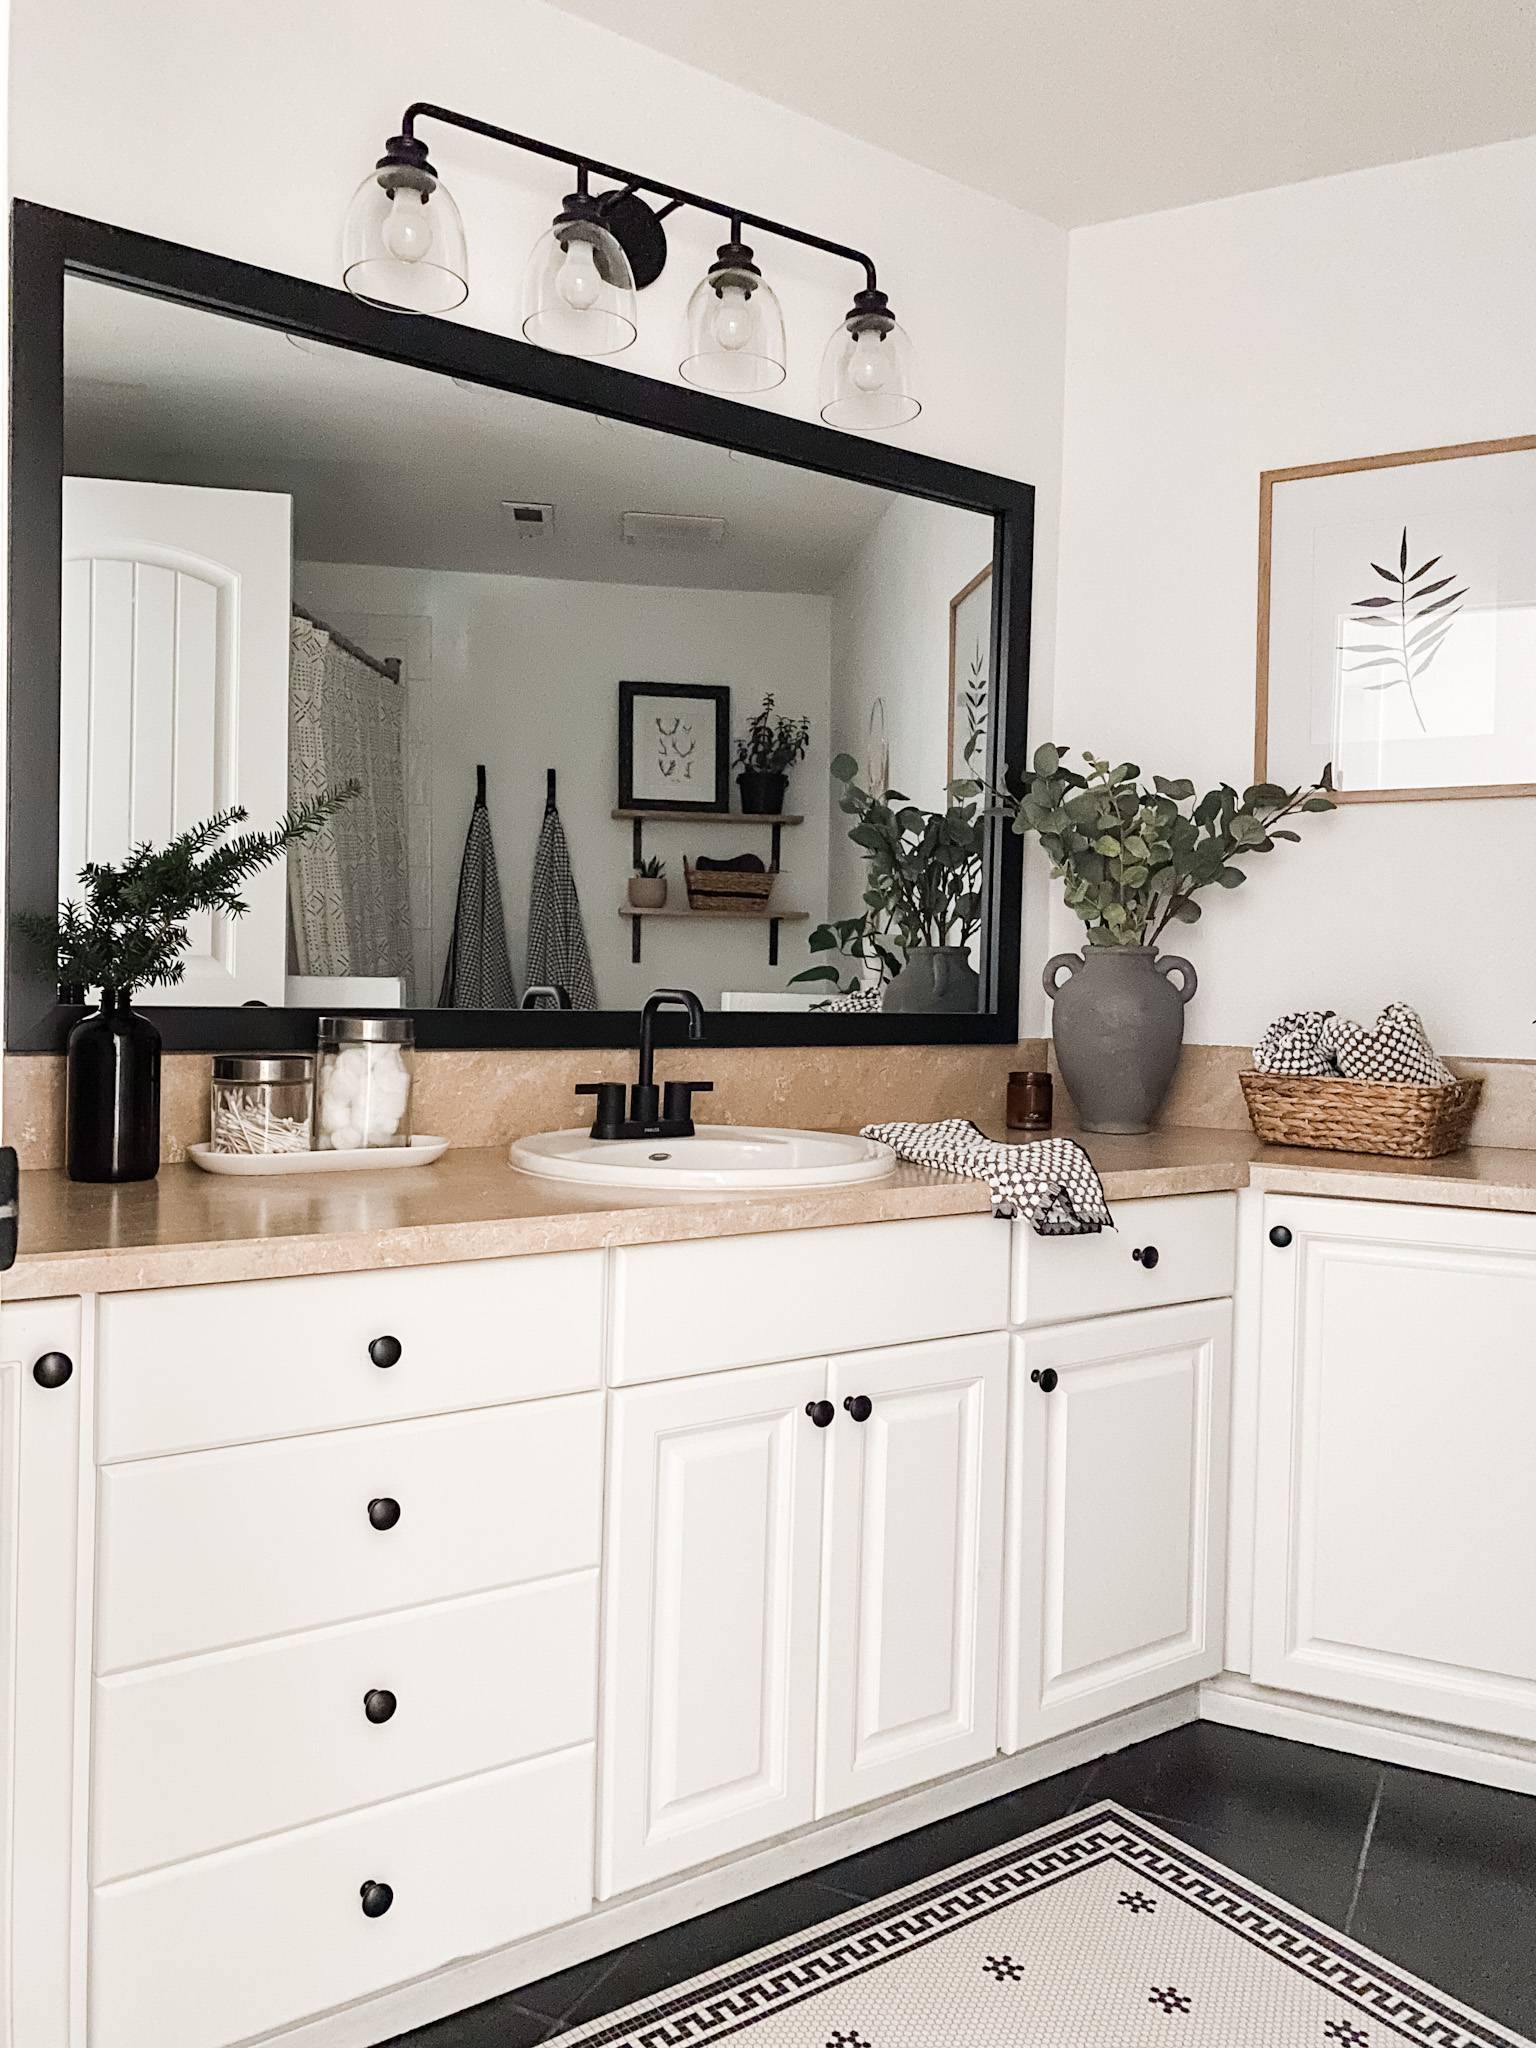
[734,693,812,776]
[792,754,985,994]
[19,786,357,996]
[634,854,666,879]
[1004,747,1334,948]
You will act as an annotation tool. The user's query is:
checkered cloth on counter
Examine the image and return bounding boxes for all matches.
[1254,1001,1453,1086]
[861,1118,1112,1235]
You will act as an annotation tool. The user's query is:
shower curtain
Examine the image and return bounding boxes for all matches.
[287,616,414,999]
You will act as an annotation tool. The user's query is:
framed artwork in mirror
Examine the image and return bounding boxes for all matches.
[1257,435,1536,803]
[618,680,731,812]
[948,565,992,782]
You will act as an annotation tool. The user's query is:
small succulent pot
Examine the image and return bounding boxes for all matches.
[737,770,789,816]
[628,874,668,910]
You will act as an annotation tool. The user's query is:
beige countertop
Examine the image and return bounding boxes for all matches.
[9,1123,1536,1300]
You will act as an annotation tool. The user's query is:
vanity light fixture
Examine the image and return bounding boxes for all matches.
[342,103,919,430]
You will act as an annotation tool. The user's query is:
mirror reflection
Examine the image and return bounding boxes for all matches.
[61,277,996,1015]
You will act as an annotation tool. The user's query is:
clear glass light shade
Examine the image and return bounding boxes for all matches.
[341,168,469,314]
[522,217,637,357]
[819,313,921,432]
[679,262,787,394]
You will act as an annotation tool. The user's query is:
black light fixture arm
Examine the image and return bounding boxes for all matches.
[398,101,880,293]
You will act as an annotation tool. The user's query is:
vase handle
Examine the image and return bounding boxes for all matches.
[1157,954,1198,1004]
[1043,953,1080,998]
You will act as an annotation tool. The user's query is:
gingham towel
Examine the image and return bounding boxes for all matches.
[1254,1001,1453,1086]
[861,1118,1112,1235]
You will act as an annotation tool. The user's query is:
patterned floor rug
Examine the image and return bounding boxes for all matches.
[558,1801,1530,2047]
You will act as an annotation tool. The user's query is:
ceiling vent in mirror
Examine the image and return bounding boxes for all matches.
[621,511,727,551]
[499,500,555,540]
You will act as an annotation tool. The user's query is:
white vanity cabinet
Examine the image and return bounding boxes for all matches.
[1250,1195,1536,1743]
[598,1329,1008,1896]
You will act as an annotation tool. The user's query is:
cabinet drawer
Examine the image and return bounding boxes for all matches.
[97,1252,604,1460]
[93,1570,598,1882]
[1011,1193,1235,1326]
[610,1216,1009,1384]
[96,1394,603,1672]
[89,1744,594,2048]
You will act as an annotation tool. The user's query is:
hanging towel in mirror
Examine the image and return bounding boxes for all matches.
[526,772,598,1012]
[438,766,517,1009]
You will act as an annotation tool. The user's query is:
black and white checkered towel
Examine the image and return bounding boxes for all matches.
[861,1118,1112,1235]
[1254,1001,1453,1086]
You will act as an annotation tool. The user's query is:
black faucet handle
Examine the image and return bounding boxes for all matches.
[662,1080,713,1133]
[575,1081,627,1139]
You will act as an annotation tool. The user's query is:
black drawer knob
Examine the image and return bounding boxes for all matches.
[359,1880,394,1918]
[1131,1245,1160,1269]
[1030,1367,1059,1393]
[363,1688,397,1724]
[805,1399,835,1428]
[368,1335,403,1369]
[843,1394,873,1423]
[367,1496,402,1531]
[1269,1225,1293,1249]
[32,1351,73,1389]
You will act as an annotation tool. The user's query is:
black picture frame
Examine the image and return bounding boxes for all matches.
[7,199,1034,1054]
[618,681,731,814]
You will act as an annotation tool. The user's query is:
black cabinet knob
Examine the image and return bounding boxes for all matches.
[363,1688,397,1724]
[359,1880,394,1919]
[1131,1245,1160,1269]
[1269,1225,1293,1249]
[843,1394,873,1422]
[368,1335,402,1369]
[367,1496,402,1531]
[805,1399,835,1428]
[32,1351,73,1389]
[1030,1367,1059,1393]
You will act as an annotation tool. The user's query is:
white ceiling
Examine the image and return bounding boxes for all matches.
[62,278,908,591]
[546,0,1536,227]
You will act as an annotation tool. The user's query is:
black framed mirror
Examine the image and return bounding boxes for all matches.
[7,201,1032,1053]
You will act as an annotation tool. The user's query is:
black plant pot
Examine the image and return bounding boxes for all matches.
[66,988,162,1183]
[738,770,789,816]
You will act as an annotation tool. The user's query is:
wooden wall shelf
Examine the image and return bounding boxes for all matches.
[617,902,808,968]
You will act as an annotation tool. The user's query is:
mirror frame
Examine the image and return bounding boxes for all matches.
[7,200,1032,1052]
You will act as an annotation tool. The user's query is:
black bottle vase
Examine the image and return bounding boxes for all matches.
[66,988,161,1183]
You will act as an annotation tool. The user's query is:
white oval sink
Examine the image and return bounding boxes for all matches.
[510,1123,897,1192]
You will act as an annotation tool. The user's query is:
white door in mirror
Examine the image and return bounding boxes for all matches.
[509,1124,896,1191]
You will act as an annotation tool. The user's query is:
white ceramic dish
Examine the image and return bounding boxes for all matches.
[189,1136,448,1176]
[509,1124,896,1193]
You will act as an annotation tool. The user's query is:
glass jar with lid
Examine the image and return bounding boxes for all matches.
[209,1055,315,1156]
[316,1016,415,1151]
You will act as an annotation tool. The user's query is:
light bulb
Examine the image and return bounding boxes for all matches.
[381,193,433,264]
[849,329,890,393]
[712,285,753,352]
[556,239,602,312]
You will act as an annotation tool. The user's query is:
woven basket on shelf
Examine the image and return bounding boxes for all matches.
[684,861,777,913]
[1238,1071,1482,1159]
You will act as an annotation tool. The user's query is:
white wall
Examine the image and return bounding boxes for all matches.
[296,561,831,1008]
[1055,137,1536,1057]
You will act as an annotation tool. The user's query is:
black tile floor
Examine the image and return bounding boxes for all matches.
[380,1724,1536,2046]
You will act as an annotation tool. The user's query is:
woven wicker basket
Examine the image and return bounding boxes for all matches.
[684,861,776,913]
[1238,1071,1482,1159]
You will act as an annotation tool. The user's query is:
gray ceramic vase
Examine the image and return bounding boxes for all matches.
[1043,944,1198,1134]
[883,945,981,1015]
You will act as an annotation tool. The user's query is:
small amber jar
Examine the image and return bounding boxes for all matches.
[1007,1069,1053,1132]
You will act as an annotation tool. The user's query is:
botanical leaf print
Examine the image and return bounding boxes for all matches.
[1342,525,1465,733]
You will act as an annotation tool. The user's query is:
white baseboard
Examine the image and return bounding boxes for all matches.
[257,1688,1200,2048]
[1200,1676,1536,1798]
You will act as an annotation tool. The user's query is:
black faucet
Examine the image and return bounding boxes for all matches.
[577,988,713,1140]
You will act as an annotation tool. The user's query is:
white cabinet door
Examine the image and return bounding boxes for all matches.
[818,1334,1007,1816]
[1252,1196,1536,1740]
[61,478,292,1004]
[599,1359,828,1897]
[1003,1301,1231,1750]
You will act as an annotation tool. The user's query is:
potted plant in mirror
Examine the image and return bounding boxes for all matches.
[1004,747,1334,1133]
[628,855,668,910]
[20,790,354,1182]
[735,694,811,816]
[792,754,985,1013]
